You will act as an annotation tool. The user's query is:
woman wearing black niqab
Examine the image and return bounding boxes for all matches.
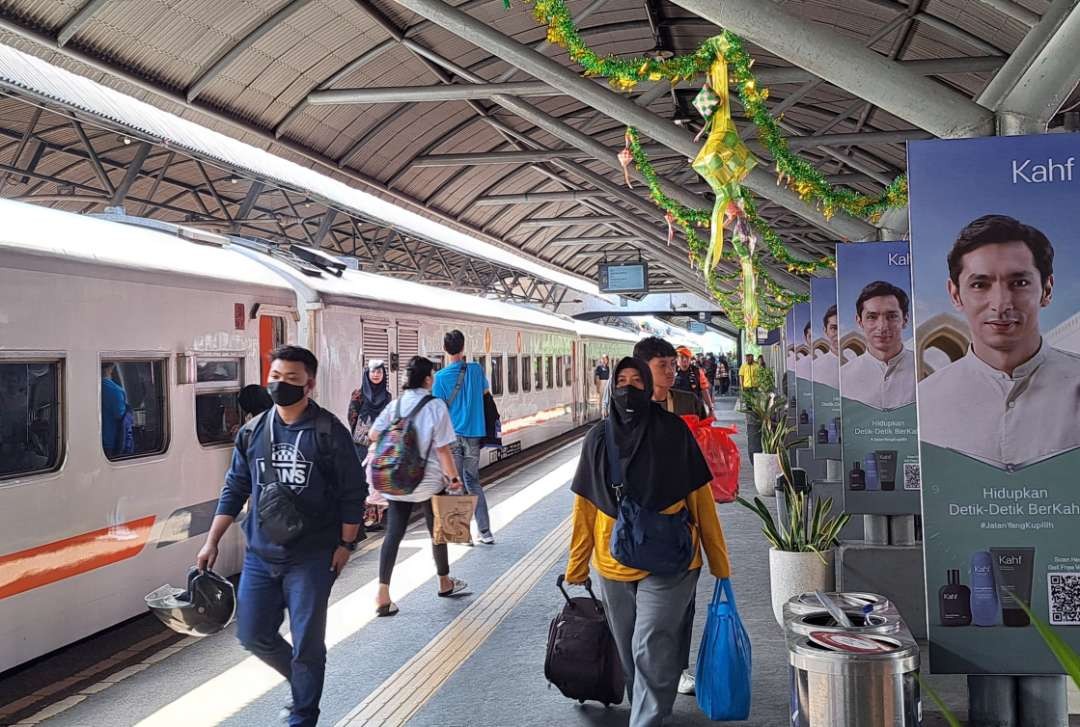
[565,356,732,727]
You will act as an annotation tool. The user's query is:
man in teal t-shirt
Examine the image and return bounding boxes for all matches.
[433,330,494,544]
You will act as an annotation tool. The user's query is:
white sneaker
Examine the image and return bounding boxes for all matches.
[677,671,695,695]
[478,532,495,545]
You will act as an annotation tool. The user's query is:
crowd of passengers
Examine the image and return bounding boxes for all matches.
[128,329,749,727]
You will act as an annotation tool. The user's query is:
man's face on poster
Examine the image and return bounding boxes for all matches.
[858,295,907,361]
[825,315,839,351]
[947,241,1052,355]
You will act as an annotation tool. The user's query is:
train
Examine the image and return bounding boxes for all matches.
[0,198,639,672]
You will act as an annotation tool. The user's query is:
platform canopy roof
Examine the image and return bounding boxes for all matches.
[0,0,1076,309]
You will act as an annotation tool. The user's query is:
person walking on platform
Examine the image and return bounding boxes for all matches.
[196,345,366,727]
[633,337,705,418]
[433,330,495,545]
[565,357,731,726]
[348,359,392,531]
[674,346,712,414]
[369,356,469,617]
[716,355,730,397]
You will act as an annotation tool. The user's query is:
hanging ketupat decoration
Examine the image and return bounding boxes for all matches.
[691,51,756,269]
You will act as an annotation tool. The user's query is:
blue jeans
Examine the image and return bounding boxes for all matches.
[236,550,337,727]
[450,435,491,536]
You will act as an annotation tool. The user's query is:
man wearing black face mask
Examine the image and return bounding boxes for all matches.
[197,345,365,727]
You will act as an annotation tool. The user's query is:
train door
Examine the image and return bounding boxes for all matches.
[362,316,391,393]
[258,313,288,384]
[395,320,420,395]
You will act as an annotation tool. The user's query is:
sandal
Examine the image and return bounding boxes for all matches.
[375,602,399,618]
[438,578,470,598]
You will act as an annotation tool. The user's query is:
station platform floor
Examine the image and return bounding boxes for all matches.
[2,398,1062,726]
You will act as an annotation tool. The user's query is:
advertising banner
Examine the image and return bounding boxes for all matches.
[792,303,813,439]
[785,310,796,408]
[810,275,841,460]
[837,241,921,515]
[910,134,1080,674]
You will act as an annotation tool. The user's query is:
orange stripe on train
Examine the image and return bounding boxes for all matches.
[0,516,156,600]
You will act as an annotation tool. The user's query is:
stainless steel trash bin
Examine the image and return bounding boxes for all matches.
[785,592,921,727]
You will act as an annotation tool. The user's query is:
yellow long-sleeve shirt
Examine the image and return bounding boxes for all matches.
[565,485,731,583]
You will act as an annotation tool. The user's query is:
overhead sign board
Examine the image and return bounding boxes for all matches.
[688,321,706,334]
[598,261,649,294]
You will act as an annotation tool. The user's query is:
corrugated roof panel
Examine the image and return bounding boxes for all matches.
[0,0,78,30]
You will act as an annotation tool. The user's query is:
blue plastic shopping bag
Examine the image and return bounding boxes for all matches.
[696,578,752,720]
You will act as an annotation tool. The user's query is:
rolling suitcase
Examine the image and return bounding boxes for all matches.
[544,575,625,706]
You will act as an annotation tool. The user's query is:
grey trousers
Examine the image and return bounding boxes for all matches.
[598,569,702,727]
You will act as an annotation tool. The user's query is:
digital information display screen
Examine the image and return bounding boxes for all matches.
[598,262,649,293]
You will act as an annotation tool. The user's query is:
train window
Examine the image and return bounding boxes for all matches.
[507,356,518,394]
[546,356,554,390]
[475,356,487,380]
[534,355,544,391]
[490,355,504,396]
[101,359,168,461]
[564,356,572,388]
[430,354,445,372]
[195,357,244,446]
[556,356,564,388]
[0,361,63,480]
[521,356,531,392]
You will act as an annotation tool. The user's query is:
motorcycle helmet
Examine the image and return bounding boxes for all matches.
[145,567,236,637]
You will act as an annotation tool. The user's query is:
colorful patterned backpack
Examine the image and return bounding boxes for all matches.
[369,395,436,496]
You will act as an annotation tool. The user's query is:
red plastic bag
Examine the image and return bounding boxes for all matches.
[681,416,741,503]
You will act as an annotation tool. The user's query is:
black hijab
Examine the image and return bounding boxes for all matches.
[572,357,712,518]
[357,364,391,423]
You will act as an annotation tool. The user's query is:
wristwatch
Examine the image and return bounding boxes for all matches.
[338,537,360,551]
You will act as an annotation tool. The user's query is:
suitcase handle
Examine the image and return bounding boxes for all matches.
[556,574,600,611]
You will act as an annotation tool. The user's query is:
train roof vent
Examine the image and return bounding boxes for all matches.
[289,245,346,278]
[229,235,324,278]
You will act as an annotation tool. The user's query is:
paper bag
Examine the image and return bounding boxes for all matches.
[431,494,477,545]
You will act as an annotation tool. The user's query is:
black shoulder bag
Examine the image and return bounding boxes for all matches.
[255,414,332,546]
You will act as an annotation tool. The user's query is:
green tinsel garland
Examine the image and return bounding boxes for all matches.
[514,0,901,328]
[524,0,908,222]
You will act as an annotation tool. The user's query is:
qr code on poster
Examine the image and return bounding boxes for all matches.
[1048,573,1080,625]
[903,463,921,491]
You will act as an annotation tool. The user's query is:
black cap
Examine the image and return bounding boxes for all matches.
[852,461,863,471]
[947,569,960,585]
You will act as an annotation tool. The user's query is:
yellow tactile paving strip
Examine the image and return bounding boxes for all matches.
[335,516,572,727]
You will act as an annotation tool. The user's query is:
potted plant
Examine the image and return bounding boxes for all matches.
[746,392,801,497]
[738,482,851,625]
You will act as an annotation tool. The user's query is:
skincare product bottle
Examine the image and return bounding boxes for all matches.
[817,424,829,444]
[876,450,898,491]
[863,452,879,490]
[800,409,809,425]
[970,551,1000,627]
[939,569,972,626]
[990,547,1035,627]
[848,461,865,490]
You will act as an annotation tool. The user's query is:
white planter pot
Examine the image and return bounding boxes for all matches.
[753,453,783,497]
[769,548,836,626]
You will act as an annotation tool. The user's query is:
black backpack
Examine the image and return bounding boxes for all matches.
[544,575,625,706]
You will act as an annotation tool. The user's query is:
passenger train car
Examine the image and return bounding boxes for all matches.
[0,199,636,672]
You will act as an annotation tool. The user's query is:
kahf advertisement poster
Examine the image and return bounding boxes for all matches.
[810,276,841,460]
[785,310,796,407]
[909,134,1080,674]
[792,303,813,439]
[836,241,921,516]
